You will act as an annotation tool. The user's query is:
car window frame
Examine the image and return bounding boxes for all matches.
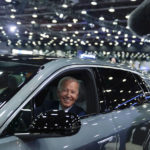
[93,66,147,113]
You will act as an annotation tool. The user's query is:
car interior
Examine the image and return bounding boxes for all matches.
[34,68,98,117]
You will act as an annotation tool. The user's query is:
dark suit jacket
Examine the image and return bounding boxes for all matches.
[35,100,86,117]
[48,101,86,117]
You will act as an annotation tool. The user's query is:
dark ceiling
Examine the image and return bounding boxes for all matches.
[0,0,149,60]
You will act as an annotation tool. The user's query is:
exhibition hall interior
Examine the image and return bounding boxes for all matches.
[0,0,149,71]
[1,1,150,149]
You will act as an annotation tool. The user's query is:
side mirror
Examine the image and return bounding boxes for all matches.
[30,110,81,136]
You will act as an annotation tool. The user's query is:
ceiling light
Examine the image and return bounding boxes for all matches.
[9,25,17,33]
[5,0,11,2]
[10,15,15,19]
[11,9,16,12]
[122,79,127,82]
[17,21,21,25]
[96,36,99,39]
[125,15,129,19]
[94,30,98,34]
[108,77,113,80]
[63,28,67,31]
[108,7,115,13]
[101,27,106,32]
[73,18,78,23]
[81,10,87,14]
[31,20,36,24]
[29,32,33,35]
[52,20,57,23]
[114,41,119,46]
[32,14,38,18]
[81,41,86,45]
[87,33,91,37]
[107,33,111,36]
[59,13,64,18]
[91,1,97,5]
[47,24,51,28]
[117,31,121,35]
[113,21,118,25]
[124,38,128,41]
[132,35,136,38]
[75,31,79,34]
[68,24,72,27]
[62,4,68,8]
[127,43,131,47]
[124,34,128,37]
[115,36,119,39]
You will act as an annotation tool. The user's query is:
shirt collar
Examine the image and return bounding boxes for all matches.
[59,104,72,112]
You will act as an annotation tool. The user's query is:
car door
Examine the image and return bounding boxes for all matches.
[0,66,118,150]
[94,67,150,150]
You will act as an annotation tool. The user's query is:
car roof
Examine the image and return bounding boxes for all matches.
[0,55,58,66]
[0,55,147,78]
[43,57,141,74]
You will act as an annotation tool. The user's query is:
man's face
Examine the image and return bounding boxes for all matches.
[58,80,79,109]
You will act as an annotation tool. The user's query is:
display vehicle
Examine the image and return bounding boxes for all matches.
[0,56,150,150]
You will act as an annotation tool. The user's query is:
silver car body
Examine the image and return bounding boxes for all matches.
[0,58,150,150]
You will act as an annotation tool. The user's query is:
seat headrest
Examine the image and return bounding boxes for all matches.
[8,75,23,90]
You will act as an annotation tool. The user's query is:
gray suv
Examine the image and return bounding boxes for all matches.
[0,57,150,150]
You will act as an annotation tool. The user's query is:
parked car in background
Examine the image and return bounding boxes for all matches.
[0,56,150,150]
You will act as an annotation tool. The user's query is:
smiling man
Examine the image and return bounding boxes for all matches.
[57,76,86,117]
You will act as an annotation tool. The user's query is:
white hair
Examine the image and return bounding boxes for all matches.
[57,76,80,92]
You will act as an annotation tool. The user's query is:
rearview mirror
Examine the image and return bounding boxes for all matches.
[30,110,81,136]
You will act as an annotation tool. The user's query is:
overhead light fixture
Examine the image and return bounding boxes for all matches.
[99,16,104,21]
[81,10,87,14]
[59,13,64,18]
[73,18,78,23]
[17,21,21,25]
[9,25,17,33]
[31,20,36,24]
[5,0,11,2]
[52,19,57,23]
[11,9,16,12]
[62,4,68,8]
[32,14,38,18]
[10,15,15,19]
[91,1,97,6]
[108,7,115,13]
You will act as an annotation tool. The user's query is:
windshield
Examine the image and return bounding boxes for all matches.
[0,61,39,108]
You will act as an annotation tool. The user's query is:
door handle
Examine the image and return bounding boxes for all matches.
[97,136,114,144]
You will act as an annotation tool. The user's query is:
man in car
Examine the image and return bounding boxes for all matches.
[55,76,86,117]
[35,76,86,117]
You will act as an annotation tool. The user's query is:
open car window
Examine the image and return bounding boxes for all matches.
[34,67,98,117]
[0,62,39,108]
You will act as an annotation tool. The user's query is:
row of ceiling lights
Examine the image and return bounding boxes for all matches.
[1,0,148,59]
